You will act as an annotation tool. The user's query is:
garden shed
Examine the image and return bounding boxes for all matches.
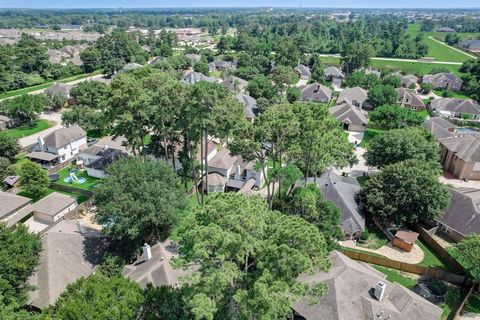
[393,230,419,252]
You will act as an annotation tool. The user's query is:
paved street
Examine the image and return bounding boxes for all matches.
[19,111,63,148]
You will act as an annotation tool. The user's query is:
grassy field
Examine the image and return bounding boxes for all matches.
[53,167,102,191]
[357,223,390,250]
[359,127,384,148]
[372,265,417,289]
[406,23,476,63]
[320,55,463,76]
[0,120,55,139]
[0,70,102,100]
[433,89,472,99]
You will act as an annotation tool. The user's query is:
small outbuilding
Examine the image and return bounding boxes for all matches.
[31,192,78,224]
[393,230,419,252]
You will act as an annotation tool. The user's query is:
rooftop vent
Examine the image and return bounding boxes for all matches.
[374,281,387,302]
[143,243,152,261]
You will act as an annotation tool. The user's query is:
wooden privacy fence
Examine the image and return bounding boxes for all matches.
[49,183,94,197]
[451,285,475,320]
[339,249,470,286]
[412,224,466,275]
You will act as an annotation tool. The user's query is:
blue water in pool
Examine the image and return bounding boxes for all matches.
[456,127,477,133]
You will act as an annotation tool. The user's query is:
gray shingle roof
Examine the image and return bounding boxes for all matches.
[423,73,462,88]
[300,83,333,102]
[437,188,480,237]
[221,75,248,92]
[423,117,456,140]
[0,191,31,219]
[44,83,72,96]
[293,250,443,320]
[431,98,480,115]
[459,39,480,51]
[396,88,425,108]
[182,71,218,84]
[28,220,109,309]
[235,92,257,119]
[295,64,311,78]
[337,87,368,105]
[123,240,196,288]
[32,192,77,217]
[324,66,344,78]
[43,125,86,148]
[86,148,127,171]
[209,148,238,171]
[438,134,480,162]
[329,102,368,126]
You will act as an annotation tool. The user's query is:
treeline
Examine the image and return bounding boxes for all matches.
[0,34,83,92]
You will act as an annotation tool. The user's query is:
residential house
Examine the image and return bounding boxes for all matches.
[221,75,248,92]
[432,187,480,242]
[438,134,480,180]
[423,117,457,140]
[422,73,463,91]
[431,98,480,120]
[44,83,75,105]
[28,220,109,310]
[437,27,456,32]
[206,147,265,192]
[0,191,32,227]
[27,125,87,168]
[182,71,218,84]
[208,60,235,72]
[324,66,345,84]
[2,175,19,190]
[235,92,258,123]
[123,241,196,288]
[298,169,365,239]
[300,83,332,103]
[76,141,128,179]
[31,192,77,224]
[337,86,368,109]
[396,87,426,111]
[395,73,419,88]
[185,53,201,64]
[459,39,480,54]
[0,115,14,130]
[293,250,443,320]
[329,102,368,132]
[295,64,311,80]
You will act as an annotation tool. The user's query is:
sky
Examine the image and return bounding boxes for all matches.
[1,0,479,9]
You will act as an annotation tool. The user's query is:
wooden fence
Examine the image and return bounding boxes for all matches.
[340,249,470,286]
[450,284,476,320]
[49,183,94,197]
[412,225,466,275]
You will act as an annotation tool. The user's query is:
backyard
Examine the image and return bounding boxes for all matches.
[52,167,102,191]
[18,187,90,204]
[433,89,472,100]
[0,119,55,139]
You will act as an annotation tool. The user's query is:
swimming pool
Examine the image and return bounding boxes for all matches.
[456,127,478,133]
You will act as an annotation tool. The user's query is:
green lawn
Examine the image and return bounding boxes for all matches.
[321,55,463,76]
[417,239,450,271]
[86,129,110,139]
[357,223,390,250]
[372,265,417,289]
[53,167,102,191]
[433,89,472,99]
[418,109,430,119]
[464,294,480,315]
[0,120,55,139]
[0,70,102,100]
[406,23,476,63]
[359,127,384,148]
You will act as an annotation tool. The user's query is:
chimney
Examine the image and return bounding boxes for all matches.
[77,221,85,234]
[38,136,45,152]
[374,281,387,302]
[143,243,152,261]
[236,163,241,176]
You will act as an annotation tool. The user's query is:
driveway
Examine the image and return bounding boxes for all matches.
[19,111,63,148]
[440,171,480,189]
[333,131,370,178]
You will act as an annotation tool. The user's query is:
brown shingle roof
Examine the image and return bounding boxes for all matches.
[43,125,86,148]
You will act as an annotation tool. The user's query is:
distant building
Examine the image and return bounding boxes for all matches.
[422,73,463,91]
[431,98,480,120]
[459,39,480,54]
[396,88,426,111]
[221,75,248,92]
[235,92,258,123]
[300,83,332,103]
[295,64,311,80]
[182,71,218,84]
[337,87,368,109]
[324,66,345,85]
[437,27,456,33]
[329,102,368,132]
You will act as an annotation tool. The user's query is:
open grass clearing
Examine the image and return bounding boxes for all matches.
[359,127,384,148]
[371,265,418,289]
[0,120,55,139]
[357,223,390,250]
[433,89,472,100]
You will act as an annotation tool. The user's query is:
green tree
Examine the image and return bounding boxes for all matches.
[15,34,48,74]
[270,65,299,94]
[367,84,398,108]
[286,86,301,103]
[247,75,276,100]
[19,160,50,199]
[451,235,480,282]
[277,183,343,250]
[0,136,19,161]
[0,156,14,183]
[45,273,144,320]
[3,94,44,125]
[94,157,185,253]
[0,224,41,307]
[62,106,105,132]
[340,42,375,75]
[275,37,301,67]
[141,285,192,320]
[420,82,433,94]
[445,33,461,45]
[70,80,108,108]
[366,127,439,168]
[369,104,424,129]
[193,57,210,75]
[311,62,325,83]
[44,92,67,111]
[176,193,330,320]
[382,75,402,88]
[360,159,450,225]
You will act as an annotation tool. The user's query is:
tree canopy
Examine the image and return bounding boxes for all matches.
[367,84,398,108]
[369,104,424,129]
[366,127,439,168]
[451,235,480,282]
[94,156,185,254]
[175,193,330,320]
[360,159,450,225]
[0,136,19,162]
[19,160,50,199]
